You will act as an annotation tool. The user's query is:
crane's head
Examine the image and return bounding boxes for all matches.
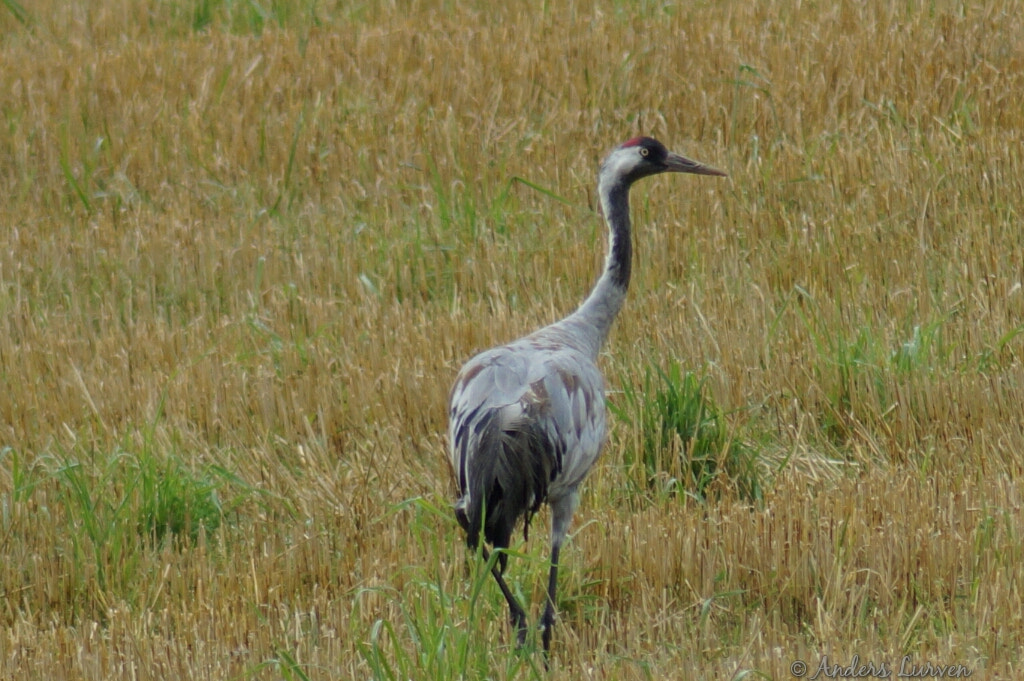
[601,136,726,186]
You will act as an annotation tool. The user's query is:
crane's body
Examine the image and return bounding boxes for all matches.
[448,136,725,657]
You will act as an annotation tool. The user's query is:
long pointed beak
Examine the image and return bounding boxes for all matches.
[664,151,727,177]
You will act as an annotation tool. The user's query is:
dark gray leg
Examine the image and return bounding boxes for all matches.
[480,546,528,647]
[540,490,578,664]
[540,543,561,656]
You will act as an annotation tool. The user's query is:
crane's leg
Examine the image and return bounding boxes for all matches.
[540,542,561,656]
[540,492,579,661]
[480,545,528,647]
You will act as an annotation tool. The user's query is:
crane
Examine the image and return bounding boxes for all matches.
[448,136,726,657]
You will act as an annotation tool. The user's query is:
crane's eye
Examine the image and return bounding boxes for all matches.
[639,147,650,157]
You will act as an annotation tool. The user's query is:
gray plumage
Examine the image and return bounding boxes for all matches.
[448,136,726,657]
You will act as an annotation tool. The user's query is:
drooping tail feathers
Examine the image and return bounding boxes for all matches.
[455,409,556,572]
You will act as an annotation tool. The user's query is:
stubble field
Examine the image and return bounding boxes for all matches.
[1,1,1023,679]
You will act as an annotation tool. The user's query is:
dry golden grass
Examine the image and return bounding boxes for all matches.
[1,0,1023,679]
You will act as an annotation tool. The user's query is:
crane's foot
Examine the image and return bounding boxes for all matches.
[540,608,555,668]
[510,607,528,648]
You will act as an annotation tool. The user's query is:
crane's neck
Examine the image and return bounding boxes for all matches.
[560,176,632,358]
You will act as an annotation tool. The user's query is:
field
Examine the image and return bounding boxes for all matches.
[1,0,1023,679]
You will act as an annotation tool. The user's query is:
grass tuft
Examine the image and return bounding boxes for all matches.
[134,449,224,545]
[612,360,764,503]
